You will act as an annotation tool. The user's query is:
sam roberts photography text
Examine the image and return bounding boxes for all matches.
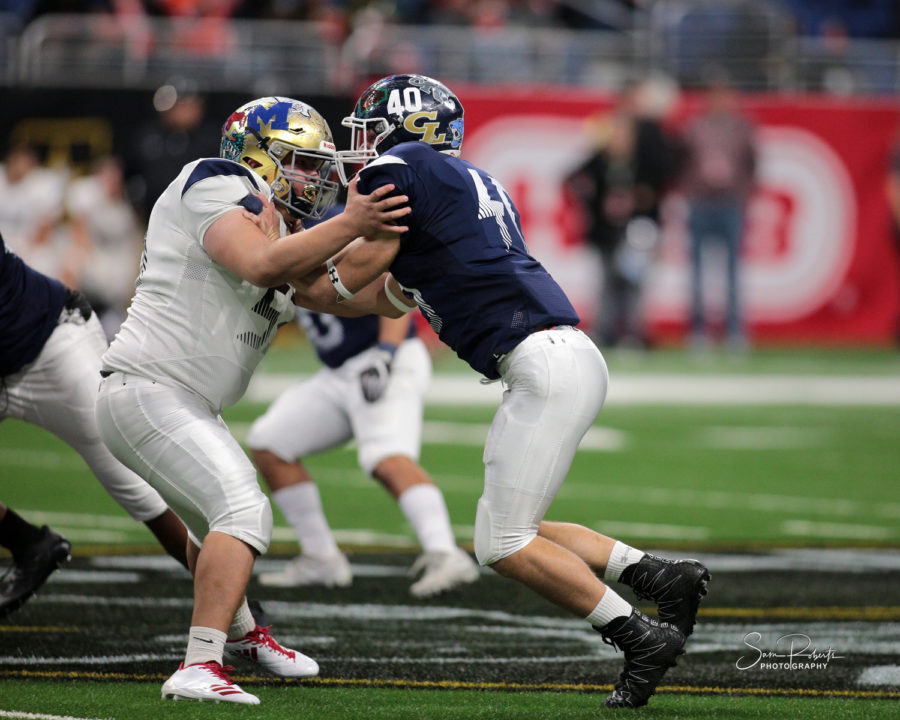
[736,632,845,671]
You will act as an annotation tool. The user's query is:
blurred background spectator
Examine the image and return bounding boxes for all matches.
[885,127,900,346]
[676,66,757,352]
[1,0,898,350]
[64,156,143,340]
[0,146,69,280]
[565,76,674,349]
[123,79,220,221]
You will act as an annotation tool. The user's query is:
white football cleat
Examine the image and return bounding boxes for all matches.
[225,624,319,678]
[257,552,353,588]
[161,661,259,704]
[409,547,480,598]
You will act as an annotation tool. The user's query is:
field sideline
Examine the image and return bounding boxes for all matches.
[1,345,898,717]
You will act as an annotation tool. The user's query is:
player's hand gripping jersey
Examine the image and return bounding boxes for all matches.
[102,159,296,411]
[356,143,579,379]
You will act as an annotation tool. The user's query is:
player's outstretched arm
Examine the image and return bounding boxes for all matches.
[204,183,409,288]
[292,271,412,319]
[290,232,401,310]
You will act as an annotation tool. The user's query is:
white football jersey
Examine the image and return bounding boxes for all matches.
[102,158,295,412]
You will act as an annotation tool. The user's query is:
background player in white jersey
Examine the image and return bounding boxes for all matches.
[94,96,410,705]
[1,230,189,619]
[280,75,711,710]
[248,306,478,596]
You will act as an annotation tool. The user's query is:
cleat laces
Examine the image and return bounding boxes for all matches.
[248,625,296,660]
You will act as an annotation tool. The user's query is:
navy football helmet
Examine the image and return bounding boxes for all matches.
[337,74,464,184]
[220,96,339,220]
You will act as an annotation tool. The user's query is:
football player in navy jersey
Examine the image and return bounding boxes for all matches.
[0,230,190,619]
[248,306,478,596]
[281,75,710,709]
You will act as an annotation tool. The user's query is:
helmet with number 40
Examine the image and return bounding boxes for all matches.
[337,74,464,184]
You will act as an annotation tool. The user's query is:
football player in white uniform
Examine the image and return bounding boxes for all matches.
[95,96,409,705]
[248,309,479,597]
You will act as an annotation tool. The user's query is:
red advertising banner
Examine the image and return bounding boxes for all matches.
[458,87,900,345]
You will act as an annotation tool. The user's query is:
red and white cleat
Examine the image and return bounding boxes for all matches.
[225,624,319,678]
[161,661,259,704]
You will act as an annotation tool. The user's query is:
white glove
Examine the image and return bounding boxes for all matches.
[360,342,397,403]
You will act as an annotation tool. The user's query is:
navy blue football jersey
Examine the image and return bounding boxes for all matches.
[295,310,379,368]
[295,309,417,369]
[0,233,67,376]
[357,142,579,378]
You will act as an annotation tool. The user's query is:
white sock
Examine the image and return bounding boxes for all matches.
[603,540,646,583]
[184,626,227,667]
[398,483,456,553]
[228,599,257,641]
[272,482,340,557]
[584,587,634,628]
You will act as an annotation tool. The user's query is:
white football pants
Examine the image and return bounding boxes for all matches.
[247,337,430,474]
[2,313,168,522]
[474,326,608,566]
[96,373,272,553]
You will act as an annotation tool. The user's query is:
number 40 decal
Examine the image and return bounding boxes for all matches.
[387,88,423,114]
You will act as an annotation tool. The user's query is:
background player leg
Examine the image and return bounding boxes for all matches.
[254,450,352,588]
[373,455,478,597]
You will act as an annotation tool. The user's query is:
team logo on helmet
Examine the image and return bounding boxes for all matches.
[219,97,338,220]
[359,88,388,114]
[220,110,248,162]
[448,118,464,150]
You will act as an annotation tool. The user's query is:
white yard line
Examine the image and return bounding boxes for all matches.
[274,527,418,549]
[781,519,896,541]
[246,372,900,406]
[591,521,711,541]
[0,654,178,665]
[858,665,900,686]
[7,511,136,529]
[86,548,900,575]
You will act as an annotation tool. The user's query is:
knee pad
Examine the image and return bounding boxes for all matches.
[210,493,273,555]
[474,497,537,566]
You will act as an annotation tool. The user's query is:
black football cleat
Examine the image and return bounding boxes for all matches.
[596,608,685,708]
[0,526,71,619]
[619,554,710,637]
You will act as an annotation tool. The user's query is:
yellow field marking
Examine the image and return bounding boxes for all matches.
[698,606,900,620]
[2,669,898,700]
[0,670,167,682]
[0,626,79,633]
